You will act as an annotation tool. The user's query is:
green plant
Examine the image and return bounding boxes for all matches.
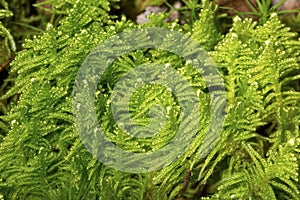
[0,0,299,199]
[243,0,300,24]
[0,0,15,64]
[0,0,66,129]
[216,0,300,34]
[0,0,15,138]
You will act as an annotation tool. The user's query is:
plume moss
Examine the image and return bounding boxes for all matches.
[0,0,299,199]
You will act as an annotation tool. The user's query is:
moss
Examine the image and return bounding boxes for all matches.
[0,0,299,199]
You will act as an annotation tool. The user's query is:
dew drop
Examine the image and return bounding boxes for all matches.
[288,138,295,146]
[166,106,171,112]
[11,119,17,125]
[233,16,241,22]
[232,33,238,38]
[196,89,201,97]
[186,59,192,65]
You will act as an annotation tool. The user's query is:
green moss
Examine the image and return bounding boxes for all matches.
[0,0,299,199]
